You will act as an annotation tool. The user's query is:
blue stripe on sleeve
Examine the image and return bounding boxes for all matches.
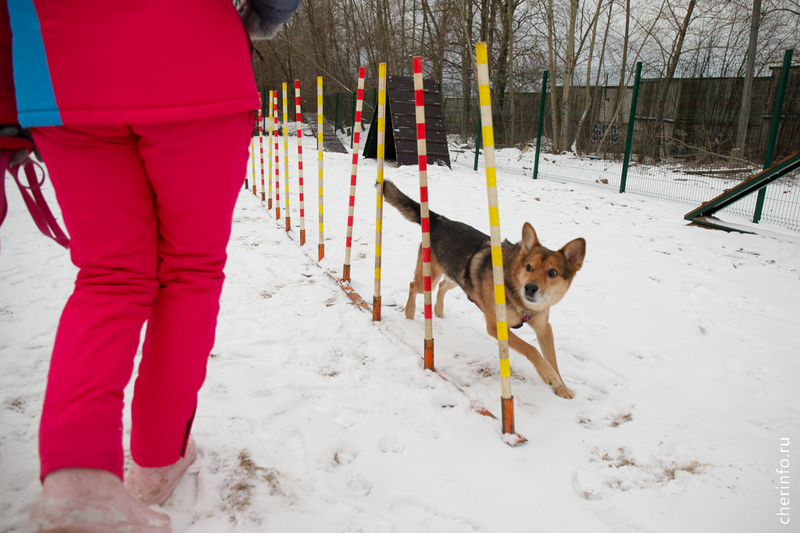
[7,0,62,127]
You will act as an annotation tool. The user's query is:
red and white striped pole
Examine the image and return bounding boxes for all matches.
[274,91,281,222]
[282,83,291,232]
[295,80,306,246]
[317,76,325,261]
[373,63,387,322]
[267,90,274,211]
[413,57,434,371]
[342,66,366,283]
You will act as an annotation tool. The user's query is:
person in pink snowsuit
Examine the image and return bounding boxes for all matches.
[1,0,298,531]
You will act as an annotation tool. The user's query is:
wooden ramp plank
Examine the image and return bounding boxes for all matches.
[363,75,451,168]
[303,112,348,154]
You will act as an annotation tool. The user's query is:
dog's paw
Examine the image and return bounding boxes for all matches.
[539,368,574,399]
[404,306,415,319]
[553,384,575,399]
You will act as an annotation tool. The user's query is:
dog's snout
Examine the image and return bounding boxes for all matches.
[525,283,539,297]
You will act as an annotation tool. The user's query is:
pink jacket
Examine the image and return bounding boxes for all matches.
[1,0,260,127]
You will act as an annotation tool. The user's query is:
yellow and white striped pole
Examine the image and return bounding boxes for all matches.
[259,99,265,200]
[267,90,274,210]
[373,63,387,322]
[282,83,291,232]
[476,41,517,438]
[317,76,325,261]
[273,92,280,221]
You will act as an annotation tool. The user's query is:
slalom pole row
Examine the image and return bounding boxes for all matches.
[248,52,522,443]
[254,82,317,253]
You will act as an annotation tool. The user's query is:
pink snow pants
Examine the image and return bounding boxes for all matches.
[32,111,254,481]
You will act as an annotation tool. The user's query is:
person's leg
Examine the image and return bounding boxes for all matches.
[32,125,160,481]
[127,112,251,471]
[30,126,170,531]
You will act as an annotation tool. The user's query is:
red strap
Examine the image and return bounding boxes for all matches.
[0,151,8,230]
[0,150,70,251]
[0,136,33,152]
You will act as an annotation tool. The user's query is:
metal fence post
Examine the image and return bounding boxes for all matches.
[620,62,642,194]
[754,48,793,223]
[474,113,482,171]
[533,70,548,180]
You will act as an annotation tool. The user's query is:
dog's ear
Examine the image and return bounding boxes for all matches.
[560,238,586,273]
[521,222,540,252]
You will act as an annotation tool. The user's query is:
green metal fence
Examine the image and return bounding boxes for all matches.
[447,51,800,233]
[322,89,378,147]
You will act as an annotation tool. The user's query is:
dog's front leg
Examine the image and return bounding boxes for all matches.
[484,318,571,399]
[528,311,574,399]
[506,329,573,399]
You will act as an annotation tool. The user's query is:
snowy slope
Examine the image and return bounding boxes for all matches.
[1,144,799,533]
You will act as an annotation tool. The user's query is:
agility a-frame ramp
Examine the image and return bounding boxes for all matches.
[362,74,451,168]
[684,150,800,233]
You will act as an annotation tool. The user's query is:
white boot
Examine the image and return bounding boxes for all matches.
[125,436,196,506]
[30,468,172,533]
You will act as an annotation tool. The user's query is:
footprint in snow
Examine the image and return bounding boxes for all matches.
[390,498,487,533]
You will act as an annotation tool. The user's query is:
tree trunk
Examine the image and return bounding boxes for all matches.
[546,0,560,151]
[735,0,761,157]
[559,0,579,152]
[573,0,606,154]
[654,0,698,161]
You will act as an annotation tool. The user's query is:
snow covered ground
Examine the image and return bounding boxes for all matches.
[2,142,799,532]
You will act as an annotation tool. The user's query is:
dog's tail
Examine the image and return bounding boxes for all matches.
[382,179,423,225]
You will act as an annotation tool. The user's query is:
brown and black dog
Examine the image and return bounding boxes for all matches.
[383,179,585,399]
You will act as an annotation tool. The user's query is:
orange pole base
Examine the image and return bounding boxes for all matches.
[372,295,381,322]
[501,396,515,435]
[285,216,290,232]
[424,338,434,371]
[318,244,325,261]
[342,264,351,283]
[253,185,257,196]
[268,199,273,210]
[300,230,306,246]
